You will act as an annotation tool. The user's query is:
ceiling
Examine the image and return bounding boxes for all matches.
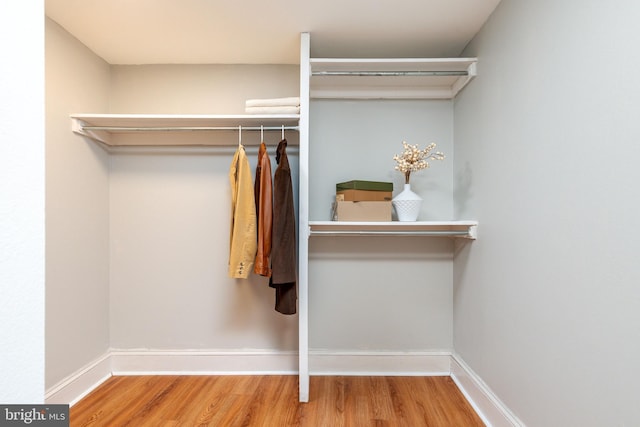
[45,0,501,65]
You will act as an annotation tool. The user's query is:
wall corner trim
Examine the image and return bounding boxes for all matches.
[450,353,526,427]
[45,353,112,407]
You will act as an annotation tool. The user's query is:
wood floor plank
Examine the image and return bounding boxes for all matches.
[70,375,485,426]
[366,376,394,422]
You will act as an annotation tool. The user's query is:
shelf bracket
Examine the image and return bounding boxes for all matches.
[451,62,477,98]
[71,118,111,145]
[467,224,478,240]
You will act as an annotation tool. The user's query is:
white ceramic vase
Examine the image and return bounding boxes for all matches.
[392,183,422,221]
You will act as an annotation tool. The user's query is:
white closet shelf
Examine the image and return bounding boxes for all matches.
[71,113,300,146]
[308,220,478,239]
[310,57,477,99]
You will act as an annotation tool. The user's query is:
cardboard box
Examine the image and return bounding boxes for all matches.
[336,189,393,202]
[336,180,393,192]
[334,201,392,221]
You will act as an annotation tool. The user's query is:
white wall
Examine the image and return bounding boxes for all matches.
[107,65,300,351]
[0,1,45,403]
[45,18,111,389]
[453,1,640,425]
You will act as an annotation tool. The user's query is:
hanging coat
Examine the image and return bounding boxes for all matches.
[254,142,273,277]
[228,144,257,279]
[270,139,297,314]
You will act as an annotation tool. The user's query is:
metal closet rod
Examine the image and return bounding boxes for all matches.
[310,230,472,237]
[81,125,300,132]
[311,70,468,77]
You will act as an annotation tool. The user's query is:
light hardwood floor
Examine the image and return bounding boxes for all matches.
[70,375,485,426]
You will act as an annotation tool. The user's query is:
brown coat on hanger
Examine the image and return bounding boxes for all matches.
[254,142,273,277]
[270,139,297,314]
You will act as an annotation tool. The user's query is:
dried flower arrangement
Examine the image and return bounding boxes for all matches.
[393,141,445,184]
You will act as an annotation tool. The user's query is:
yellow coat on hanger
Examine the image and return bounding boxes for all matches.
[228,144,257,279]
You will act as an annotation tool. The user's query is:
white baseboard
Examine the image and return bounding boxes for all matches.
[45,348,522,427]
[450,353,525,427]
[45,353,112,407]
[110,349,298,375]
[309,350,451,376]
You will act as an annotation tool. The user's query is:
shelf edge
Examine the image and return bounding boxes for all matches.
[308,220,478,239]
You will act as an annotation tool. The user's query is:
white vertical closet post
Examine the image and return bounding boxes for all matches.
[298,32,311,403]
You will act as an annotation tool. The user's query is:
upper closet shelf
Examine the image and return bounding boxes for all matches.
[71,113,300,146]
[309,58,477,99]
[309,220,478,239]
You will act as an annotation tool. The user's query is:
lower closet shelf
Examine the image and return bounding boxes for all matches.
[308,220,478,239]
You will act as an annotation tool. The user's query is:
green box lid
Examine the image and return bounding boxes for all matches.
[336,180,393,192]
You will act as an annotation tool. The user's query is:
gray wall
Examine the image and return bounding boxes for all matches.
[44,22,303,384]
[107,64,300,351]
[308,99,456,352]
[45,34,456,376]
[453,1,640,425]
[45,18,111,389]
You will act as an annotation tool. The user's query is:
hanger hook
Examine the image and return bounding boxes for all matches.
[281,125,285,140]
[238,125,242,146]
[261,125,264,142]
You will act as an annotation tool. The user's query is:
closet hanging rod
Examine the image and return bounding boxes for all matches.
[310,230,473,237]
[311,70,468,77]
[80,125,300,132]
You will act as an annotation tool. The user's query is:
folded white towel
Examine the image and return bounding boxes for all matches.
[245,106,300,114]
[245,97,300,108]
